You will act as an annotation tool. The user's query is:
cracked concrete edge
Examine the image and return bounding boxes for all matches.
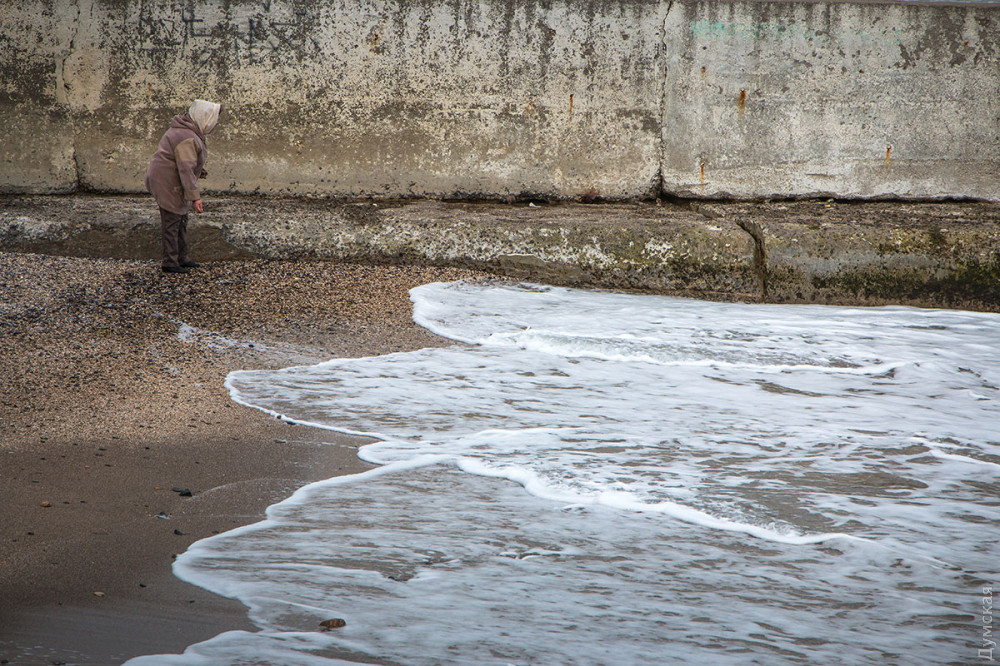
[216,199,760,298]
[693,201,1000,311]
[2,195,999,311]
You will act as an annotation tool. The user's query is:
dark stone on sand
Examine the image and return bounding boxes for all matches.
[319,618,347,630]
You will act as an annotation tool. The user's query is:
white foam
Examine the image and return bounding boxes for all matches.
[455,456,860,546]
[130,281,1000,665]
[177,321,251,350]
[126,630,370,666]
[927,447,1000,470]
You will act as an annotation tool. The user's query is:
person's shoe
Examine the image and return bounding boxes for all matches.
[162,265,189,274]
[180,261,201,268]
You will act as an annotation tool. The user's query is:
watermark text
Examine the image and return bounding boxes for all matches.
[981,585,995,661]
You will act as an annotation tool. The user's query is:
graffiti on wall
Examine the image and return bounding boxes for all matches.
[134,0,322,69]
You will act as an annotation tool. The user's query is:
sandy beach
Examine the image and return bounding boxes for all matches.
[0,251,487,664]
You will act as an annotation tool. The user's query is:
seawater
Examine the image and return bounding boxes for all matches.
[128,281,1000,665]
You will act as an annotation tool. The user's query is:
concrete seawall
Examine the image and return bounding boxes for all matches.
[3,195,998,311]
[2,0,998,201]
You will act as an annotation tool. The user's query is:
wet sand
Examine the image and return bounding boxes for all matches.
[0,252,488,664]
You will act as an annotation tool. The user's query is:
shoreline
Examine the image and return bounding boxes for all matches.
[1,189,997,661]
[0,252,487,664]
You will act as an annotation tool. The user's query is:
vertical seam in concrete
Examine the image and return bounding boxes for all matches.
[656,0,673,200]
[58,0,84,191]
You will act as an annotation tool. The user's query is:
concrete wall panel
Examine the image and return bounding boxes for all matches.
[71,0,664,200]
[662,1,1000,199]
[0,2,77,192]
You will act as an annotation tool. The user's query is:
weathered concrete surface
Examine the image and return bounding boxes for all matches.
[0,5,77,193]
[696,200,1000,310]
[663,2,1000,200]
[2,0,998,201]
[222,199,758,295]
[0,196,255,261]
[3,195,998,311]
[2,0,663,200]
[0,196,759,298]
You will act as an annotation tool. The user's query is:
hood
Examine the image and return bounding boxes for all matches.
[170,113,202,137]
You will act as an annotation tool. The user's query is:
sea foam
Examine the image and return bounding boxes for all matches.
[129,281,1000,665]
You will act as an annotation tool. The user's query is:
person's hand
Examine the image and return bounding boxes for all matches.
[194,200,204,214]
[199,170,207,179]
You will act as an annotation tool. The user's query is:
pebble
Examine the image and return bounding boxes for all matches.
[319,618,346,630]
[1,251,486,452]
[0,250,489,618]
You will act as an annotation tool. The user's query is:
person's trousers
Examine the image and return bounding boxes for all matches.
[159,208,189,268]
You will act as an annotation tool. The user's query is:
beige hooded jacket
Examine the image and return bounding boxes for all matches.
[145,100,221,214]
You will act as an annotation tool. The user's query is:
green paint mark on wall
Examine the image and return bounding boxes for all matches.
[688,20,899,47]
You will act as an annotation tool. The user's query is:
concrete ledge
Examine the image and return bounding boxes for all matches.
[0,196,254,262]
[220,199,758,298]
[2,195,998,311]
[695,201,1000,311]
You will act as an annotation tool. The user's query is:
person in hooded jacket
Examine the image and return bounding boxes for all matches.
[145,99,221,274]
